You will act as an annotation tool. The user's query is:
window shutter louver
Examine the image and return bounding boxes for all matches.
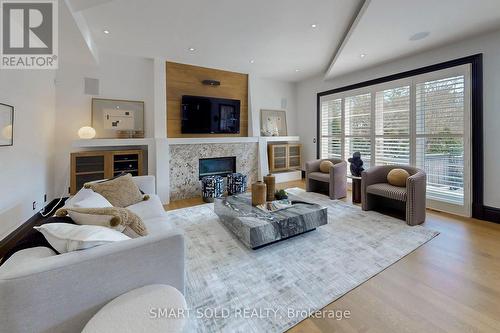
[416,75,466,205]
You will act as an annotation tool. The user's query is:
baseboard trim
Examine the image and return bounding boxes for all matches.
[0,198,67,258]
[481,206,500,224]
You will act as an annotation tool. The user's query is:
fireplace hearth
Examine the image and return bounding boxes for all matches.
[199,157,236,179]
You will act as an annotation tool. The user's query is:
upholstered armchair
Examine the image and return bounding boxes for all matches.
[361,165,426,226]
[306,158,347,199]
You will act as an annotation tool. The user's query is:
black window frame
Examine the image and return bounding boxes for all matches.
[316,54,488,221]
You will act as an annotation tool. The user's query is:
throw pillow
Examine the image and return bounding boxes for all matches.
[0,216,75,265]
[387,168,410,187]
[55,207,148,238]
[34,223,131,253]
[72,192,113,209]
[85,173,148,208]
[319,160,334,173]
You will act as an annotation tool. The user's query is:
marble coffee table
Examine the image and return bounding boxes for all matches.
[214,193,328,249]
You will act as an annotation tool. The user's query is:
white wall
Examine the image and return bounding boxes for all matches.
[53,53,155,195]
[0,70,56,239]
[249,76,297,137]
[296,29,500,208]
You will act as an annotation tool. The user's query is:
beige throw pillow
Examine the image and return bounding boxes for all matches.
[56,207,148,238]
[387,168,410,187]
[319,160,334,173]
[85,173,147,208]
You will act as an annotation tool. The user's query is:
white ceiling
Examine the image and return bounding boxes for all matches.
[66,0,500,82]
[326,0,500,79]
[68,0,362,81]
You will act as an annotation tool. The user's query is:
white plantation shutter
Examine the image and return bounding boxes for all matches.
[320,98,342,159]
[416,75,467,205]
[375,86,410,165]
[344,93,371,170]
[318,64,471,215]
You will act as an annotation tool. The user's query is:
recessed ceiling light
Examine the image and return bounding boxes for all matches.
[311,24,317,28]
[360,53,366,58]
[295,69,300,72]
[103,29,110,34]
[249,59,255,64]
[188,47,196,52]
[409,31,430,41]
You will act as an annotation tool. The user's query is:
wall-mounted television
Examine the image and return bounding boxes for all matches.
[181,95,240,134]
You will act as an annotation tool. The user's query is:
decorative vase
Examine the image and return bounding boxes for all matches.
[263,174,276,201]
[251,181,267,206]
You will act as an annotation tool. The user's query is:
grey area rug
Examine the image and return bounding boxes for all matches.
[167,188,439,333]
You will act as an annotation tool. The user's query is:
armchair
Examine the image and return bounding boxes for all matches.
[306,158,347,199]
[361,165,426,225]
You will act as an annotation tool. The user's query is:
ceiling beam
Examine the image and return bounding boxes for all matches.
[324,0,371,80]
[63,0,100,64]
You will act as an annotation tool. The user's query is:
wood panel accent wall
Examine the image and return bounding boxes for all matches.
[166,61,249,138]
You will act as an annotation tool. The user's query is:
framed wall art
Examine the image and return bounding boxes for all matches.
[260,109,287,137]
[0,103,14,146]
[91,98,145,139]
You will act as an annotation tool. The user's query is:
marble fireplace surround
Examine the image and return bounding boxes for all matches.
[169,142,258,201]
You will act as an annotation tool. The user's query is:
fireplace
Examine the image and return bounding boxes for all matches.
[199,157,236,179]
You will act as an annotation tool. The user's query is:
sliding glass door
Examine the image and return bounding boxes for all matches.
[319,65,471,216]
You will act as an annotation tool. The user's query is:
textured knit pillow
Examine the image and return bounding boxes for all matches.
[387,168,410,187]
[319,160,334,173]
[56,207,148,238]
[85,173,148,208]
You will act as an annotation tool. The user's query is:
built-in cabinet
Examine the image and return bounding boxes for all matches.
[268,143,302,173]
[70,150,144,194]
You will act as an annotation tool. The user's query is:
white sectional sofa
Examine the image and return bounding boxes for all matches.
[0,176,185,333]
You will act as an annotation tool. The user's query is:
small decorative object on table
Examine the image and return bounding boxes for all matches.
[201,175,224,203]
[227,173,248,195]
[256,199,293,213]
[77,126,96,140]
[274,189,288,200]
[348,152,364,177]
[251,181,267,206]
[263,174,276,201]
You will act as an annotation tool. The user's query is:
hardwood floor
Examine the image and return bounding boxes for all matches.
[166,180,500,333]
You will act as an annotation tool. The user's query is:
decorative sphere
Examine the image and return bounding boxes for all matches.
[78,126,96,139]
[2,124,12,139]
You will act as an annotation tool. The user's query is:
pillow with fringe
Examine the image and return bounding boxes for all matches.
[56,207,148,238]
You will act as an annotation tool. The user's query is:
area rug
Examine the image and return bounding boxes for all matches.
[167,188,439,333]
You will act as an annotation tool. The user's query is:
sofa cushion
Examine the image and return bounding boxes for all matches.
[0,247,57,277]
[308,171,330,183]
[127,194,166,221]
[367,183,407,201]
[142,216,174,235]
[86,173,146,208]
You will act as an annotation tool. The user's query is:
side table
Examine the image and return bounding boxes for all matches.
[347,175,362,204]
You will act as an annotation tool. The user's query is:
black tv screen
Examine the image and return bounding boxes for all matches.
[181,95,240,134]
